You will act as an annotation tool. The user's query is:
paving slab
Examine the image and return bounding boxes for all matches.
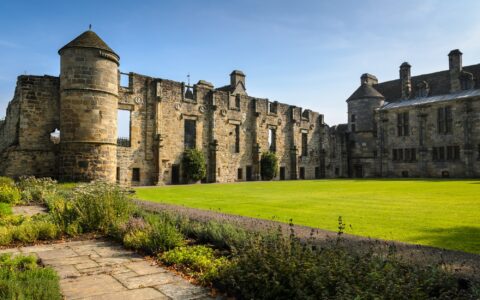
[30,239,213,299]
[60,274,127,299]
[81,288,168,300]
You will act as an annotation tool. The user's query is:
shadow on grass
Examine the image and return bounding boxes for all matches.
[414,226,480,255]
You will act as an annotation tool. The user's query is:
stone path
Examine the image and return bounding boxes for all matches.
[0,239,213,300]
[12,205,48,216]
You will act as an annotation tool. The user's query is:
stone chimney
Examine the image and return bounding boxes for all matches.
[360,73,378,86]
[400,62,411,99]
[448,49,462,93]
[230,70,245,88]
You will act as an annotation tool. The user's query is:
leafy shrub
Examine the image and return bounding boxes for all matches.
[12,222,40,243]
[17,176,57,204]
[36,221,59,240]
[160,245,229,283]
[182,148,207,182]
[0,185,21,204]
[0,227,13,246]
[260,152,278,180]
[0,202,12,217]
[217,229,477,300]
[0,215,25,227]
[48,182,135,235]
[180,219,248,250]
[144,213,185,253]
[0,177,15,187]
[0,254,62,300]
[123,229,151,250]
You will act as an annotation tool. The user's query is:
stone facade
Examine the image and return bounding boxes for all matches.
[345,49,480,178]
[0,31,479,184]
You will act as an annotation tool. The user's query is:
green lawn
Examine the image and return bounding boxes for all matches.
[135,179,480,254]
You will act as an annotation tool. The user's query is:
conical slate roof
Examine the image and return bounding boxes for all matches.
[346,84,384,102]
[58,30,118,57]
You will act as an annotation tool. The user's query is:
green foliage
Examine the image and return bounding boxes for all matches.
[0,184,21,204]
[144,213,185,253]
[260,152,278,180]
[0,254,62,300]
[123,230,151,250]
[182,148,207,182]
[160,245,229,283]
[36,221,59,240]
[180,219,248,250]
[0,203,12,217]
[17,176,57,204]
[0,177,15,187]
[217,229,476,300]
[12,222,40,243]
[0,227,13,246]
[48,182,135,235]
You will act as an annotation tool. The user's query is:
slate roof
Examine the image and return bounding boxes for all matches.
[346,84,384,102]
[373,63,480,102]
[380,88,480,110]
[58,30,118,57]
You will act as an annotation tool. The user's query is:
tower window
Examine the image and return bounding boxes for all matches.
[184,119,197,149]
[235,95,241,108]
[234,125,240,153]
[351,114,356,122]
[301,133,308,156]
[268,128,276,152]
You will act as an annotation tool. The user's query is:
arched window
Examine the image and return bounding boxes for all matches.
[460,72,474,90]
[415,81,429,97]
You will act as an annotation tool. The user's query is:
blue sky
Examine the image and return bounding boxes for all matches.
[1,0,480,127]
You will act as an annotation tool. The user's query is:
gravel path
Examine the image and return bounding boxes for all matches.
[137,200,480,281]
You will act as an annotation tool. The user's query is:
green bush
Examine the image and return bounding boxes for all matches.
[0,176,15,187]
[0,227,13,246]
[123,229,151,250]
[260,151,278,180]
[51,182,135,235]
[144,213,185,253]
[182,148,207,183]
[217,229,477,300]
[12,222,40,243]
[0,203,12,217]
[37,221,59,240]
[160,245,229,283]
[180,219,248,250]
[0,185,21,204]
[17,176,57,204]
[0,254,62,300]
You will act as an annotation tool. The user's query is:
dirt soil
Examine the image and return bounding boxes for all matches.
[137,200,480,282]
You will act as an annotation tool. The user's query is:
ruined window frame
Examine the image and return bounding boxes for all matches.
[184,119,197,150]
[301,132,308,157]
[132,168,140,182]
[268,127,277,153]
[234,124,240,153]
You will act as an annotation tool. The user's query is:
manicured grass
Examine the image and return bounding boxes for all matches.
[135,179,480,254]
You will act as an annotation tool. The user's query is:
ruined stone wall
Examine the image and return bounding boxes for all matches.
[0,75,59,178]
[327,126,349,178]
[116,73,158,186]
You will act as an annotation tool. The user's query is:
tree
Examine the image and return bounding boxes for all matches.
[182,148,206,183]
[260,151,278,180]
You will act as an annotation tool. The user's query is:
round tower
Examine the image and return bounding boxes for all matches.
[58,30,119,182]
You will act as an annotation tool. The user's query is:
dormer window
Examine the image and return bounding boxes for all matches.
[460,72,474,90]
[415,81,429,97]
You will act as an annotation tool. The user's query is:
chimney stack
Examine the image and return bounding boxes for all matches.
[230,70,246,90]
[448,49,463,93]
[400,62,411,99]
[360,73,378,86]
